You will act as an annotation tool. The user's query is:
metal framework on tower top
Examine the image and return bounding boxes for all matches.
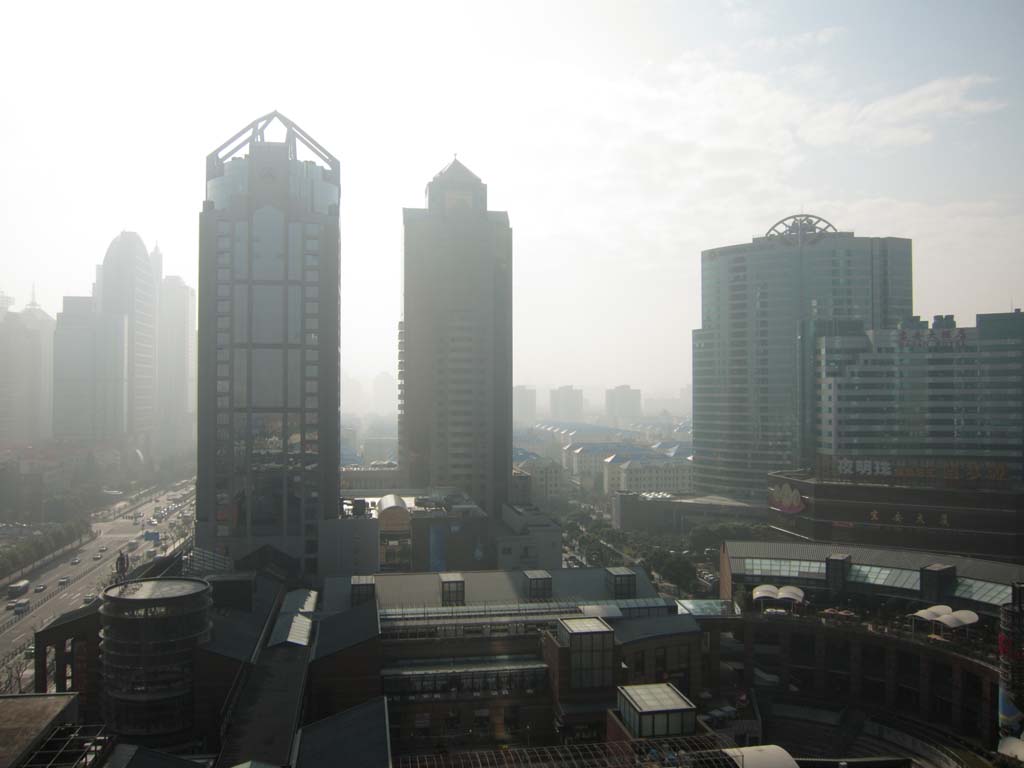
[764,214,837,239]
[396,734,739,768]
[206,110,339,177]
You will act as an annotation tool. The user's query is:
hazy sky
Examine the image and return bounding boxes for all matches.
[2,1,1021,396]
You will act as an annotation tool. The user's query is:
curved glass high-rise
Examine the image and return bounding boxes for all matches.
[691,215,912,500]
[195,112,340,573]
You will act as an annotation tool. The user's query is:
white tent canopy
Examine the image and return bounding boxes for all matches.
[935,610,980,629]
[909,605,953,621]
[777,586,805,603]
[753,584,806,604]
[753,585,778,601]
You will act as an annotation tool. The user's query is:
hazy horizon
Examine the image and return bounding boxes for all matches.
[2,0,1022,394]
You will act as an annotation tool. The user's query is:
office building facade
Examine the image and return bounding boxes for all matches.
[550,385,584,422]
[764,310,1024,560]
[513,384,537,427]
[157,275,198,460]
[94,232,161,454]
[0,296,55,445]
[52,296,128,442]
[692,214,912,500]
[196,112,341,573]
[605,385,642,425]
[398,159,512,515]
[806,312,1024,483]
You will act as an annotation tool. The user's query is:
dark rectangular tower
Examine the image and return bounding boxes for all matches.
[398,159,513,515]
[195,112,340,574]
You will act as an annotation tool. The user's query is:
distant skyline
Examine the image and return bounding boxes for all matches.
[2,1,1021,393]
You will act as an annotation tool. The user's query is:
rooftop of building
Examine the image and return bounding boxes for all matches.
[217,641,310,767]
[322,565,659,612]
[394,735,767,768]
[204,573,282,662]
[105,744,200,768]
[768,468,1023,499]
[312,601,380,660]
[102,577,208,602]
[619,683,695,714]
[0,694,79,768]
[623,492,756,508]
[610,613,701,644]
[292,698,391,768]
[725,540,1024,612]
[560,616,613,634]
[677,599,742,618]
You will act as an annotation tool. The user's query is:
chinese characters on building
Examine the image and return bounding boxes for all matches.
[818,455,1008,484]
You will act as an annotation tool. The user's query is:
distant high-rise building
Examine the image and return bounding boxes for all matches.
[0,293,55,444]
[605,385,642,426]
[550,385,584,422]
[94,232,161,455]
[52,296,128,441]
[513,385,537,427]
[398,159,513,515]
[692,214,912,500]
[372,371,397,418]
[157,275,197,460]
[195,112,341,573]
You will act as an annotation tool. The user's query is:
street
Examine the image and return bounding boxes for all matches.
[0,484,194,664]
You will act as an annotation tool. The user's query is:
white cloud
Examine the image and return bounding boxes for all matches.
[799,76,1005,147]
[750,25,845,52]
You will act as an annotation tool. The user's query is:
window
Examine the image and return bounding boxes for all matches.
[251,349,284,407]
[570,630,613,689]
[287,286,302,343]
[252,285,284,343]
[251,205,285,280]
[441,580,465,606]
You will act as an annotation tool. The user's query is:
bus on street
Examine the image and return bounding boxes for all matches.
[7,579,30,599]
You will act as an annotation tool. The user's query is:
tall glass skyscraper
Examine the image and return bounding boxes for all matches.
[692,214,912,500]
[195,112,340,573]
[95,231,161,454]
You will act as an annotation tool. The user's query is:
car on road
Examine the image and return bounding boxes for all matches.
[24,645,34,659]
[70,557,81,565]
[98,545,108,552]
[58,577,71,587]
[83,594,96,604]
[34,583,47,592]
[92,553,103,560]
[5,600,15,611]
